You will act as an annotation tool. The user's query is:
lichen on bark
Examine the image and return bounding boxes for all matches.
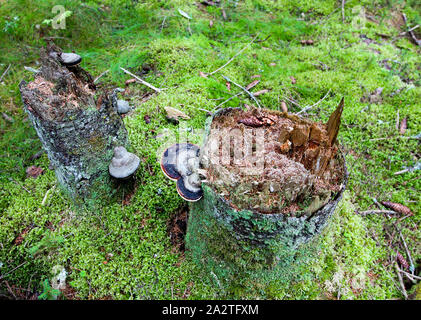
[19,44,128,206]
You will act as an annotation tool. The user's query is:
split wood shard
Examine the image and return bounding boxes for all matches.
[326,97,344,146]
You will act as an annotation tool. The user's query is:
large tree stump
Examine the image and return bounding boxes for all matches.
[19,45,128,206]
[185,105,348,295]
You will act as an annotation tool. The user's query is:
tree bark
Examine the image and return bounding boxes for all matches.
[19,45,128,206]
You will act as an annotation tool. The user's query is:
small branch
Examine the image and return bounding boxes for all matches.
[402,13,421,47]
[341,0,346,23]
[358,210,399,216]
[296,89,331,115]
[94,69,110,84]
[120,67,162,93]
[395,263,408,300]
[0,64,11,82]
[0,261,27,281]
[160,16,167,33]
[208,34,259,76]
[222,75,262,109]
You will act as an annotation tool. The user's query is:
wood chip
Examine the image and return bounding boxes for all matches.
[326,97,344,146]
[399,117,407,135]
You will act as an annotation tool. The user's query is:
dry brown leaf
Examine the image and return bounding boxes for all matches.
[125,78,136,85]
[26,165,44,178]
[281,101,288,113]
[399,117,407,135]
[245,80,260,90]
[253,89,269,96]
[290,76,296,84]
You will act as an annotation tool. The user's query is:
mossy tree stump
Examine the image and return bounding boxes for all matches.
[185,105,348,295]
[19,45,128,206]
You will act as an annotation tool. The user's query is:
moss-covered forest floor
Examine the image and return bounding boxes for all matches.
[0,0,420,299]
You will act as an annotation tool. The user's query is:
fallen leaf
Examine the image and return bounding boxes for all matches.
[300,39,314,45]
[290,76,296,84]
[221,9,227,20]
[178,9,192,20]
[281,101,288,113]
[399,117,407,135]
[245,80,260,90]
[164,106,190,124]
[199,71,208,78]
[253,89,269,96]
[381,201,412,216]
[226,81,231,91]
[125,78,136,85]
[26,165,44,178]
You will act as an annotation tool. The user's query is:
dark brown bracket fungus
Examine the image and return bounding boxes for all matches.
[109,146,140,179]
[161,143,203,201]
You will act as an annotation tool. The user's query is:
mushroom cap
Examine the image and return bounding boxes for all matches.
[109,146,140,178]
[59,53,82,66]
[176,174,203,202]
[161,143,203,201]
[160,143,200,181]
[117,100,130,114]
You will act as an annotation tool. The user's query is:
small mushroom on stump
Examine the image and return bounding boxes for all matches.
[109,146,140,179]
[161,143,203,201]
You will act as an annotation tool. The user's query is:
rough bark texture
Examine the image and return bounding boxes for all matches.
[19,45,128,206]
[185,108,348,295]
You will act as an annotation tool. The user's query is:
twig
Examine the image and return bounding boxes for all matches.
[399,24,419,36]
[208,34,259,76]
[0,262,27,281]
[402,13,421,47]
[398,229,415,274]
[358,210,399,216]
[284,97,302,109]
[399,269,421,281]
[160,16,167,33]
[93,69,109,84]
[8,178,31,194]
[222,75,262,108]
[341,0,346,23]
[296,89,331,115]
[214,91,244,109]
[395,263,408,299]
[120,67,162,93]
[0,64,11,82]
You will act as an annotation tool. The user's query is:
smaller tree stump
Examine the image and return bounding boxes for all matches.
[19,45,128,206]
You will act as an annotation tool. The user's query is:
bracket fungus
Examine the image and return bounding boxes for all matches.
[161,143,203,201]
[109,146,140,179]
[50,51,82,67]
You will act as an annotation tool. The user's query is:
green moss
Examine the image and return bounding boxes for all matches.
[1,0,419,299]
